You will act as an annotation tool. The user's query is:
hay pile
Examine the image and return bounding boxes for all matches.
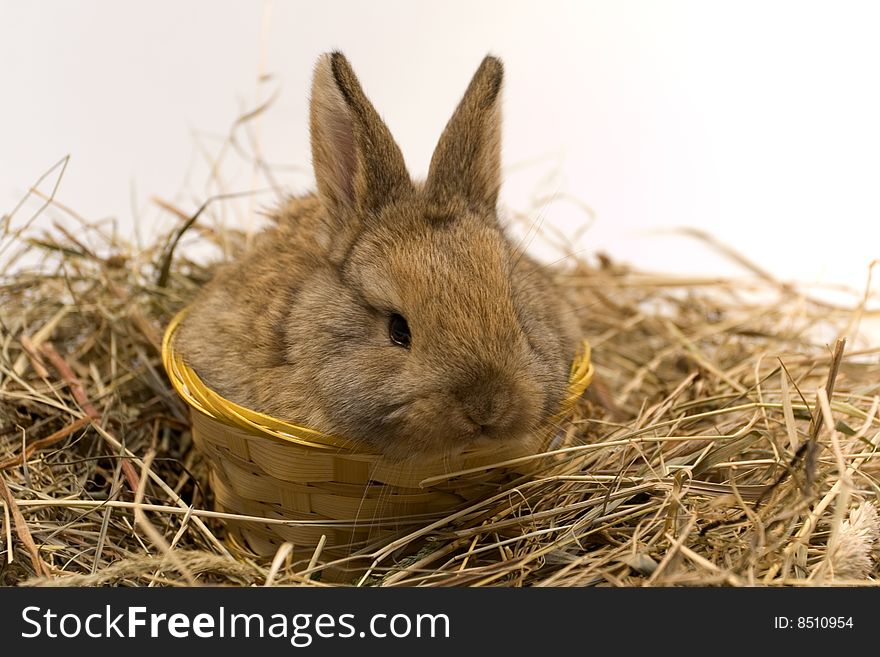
[2,172,879,586]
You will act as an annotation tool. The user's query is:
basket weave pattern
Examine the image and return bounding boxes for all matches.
[162,310,594,561]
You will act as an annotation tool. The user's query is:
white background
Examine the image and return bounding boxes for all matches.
[2,1,878,329]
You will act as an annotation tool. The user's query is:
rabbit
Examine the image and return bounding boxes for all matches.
[176,51,582,461]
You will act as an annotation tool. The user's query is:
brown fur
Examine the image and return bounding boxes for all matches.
[177,52,580,460]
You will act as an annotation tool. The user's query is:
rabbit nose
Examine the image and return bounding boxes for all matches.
[455,383,513,431]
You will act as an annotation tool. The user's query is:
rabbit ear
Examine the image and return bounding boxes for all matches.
[310,52,412,217]
[425,56,503,214]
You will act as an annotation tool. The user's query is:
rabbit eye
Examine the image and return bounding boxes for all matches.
[388,313,411,348]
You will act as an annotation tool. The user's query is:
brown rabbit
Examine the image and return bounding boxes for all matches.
[176,52,581,460]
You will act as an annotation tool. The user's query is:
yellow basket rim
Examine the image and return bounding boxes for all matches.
[161,308,594,454]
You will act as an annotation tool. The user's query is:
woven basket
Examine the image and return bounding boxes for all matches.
[161,310,593,569]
